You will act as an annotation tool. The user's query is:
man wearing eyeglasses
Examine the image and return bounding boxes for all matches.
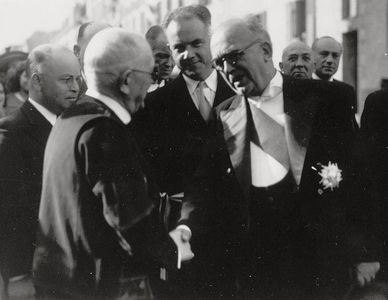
[178,16,380,298]
[132,5,234,298]
[0,44,81,298]
[32,28,179,300]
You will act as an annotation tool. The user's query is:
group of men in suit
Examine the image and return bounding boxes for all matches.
[0,3,388,300]
[279,36,343,82]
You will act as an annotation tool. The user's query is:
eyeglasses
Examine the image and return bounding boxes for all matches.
[212,39,262,71]
[127,68,155,82]
[37,73,83,88]
[129,68,153,77]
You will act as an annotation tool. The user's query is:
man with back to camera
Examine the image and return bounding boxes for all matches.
[73,21,111,96]
[176,15,380,299]
[279,40,314,79]
[0,44,81,298]
[33,28,179,299]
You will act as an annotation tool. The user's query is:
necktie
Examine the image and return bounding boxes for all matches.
[196,81,212,122]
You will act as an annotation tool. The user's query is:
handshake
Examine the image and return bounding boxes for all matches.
[169,227,194,269]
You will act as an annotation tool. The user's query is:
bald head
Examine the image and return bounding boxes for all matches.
[211,16,275,96]
[27,44,81,114]
[84,28,154,114]
[280,41,314,79]
[312,36,342,80]
[74,22,111,67]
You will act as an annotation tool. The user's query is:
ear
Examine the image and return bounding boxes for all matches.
[73,45,80,58]
[279,62,283,72]
[120,70,132,95]
[31,73,42,91]
[261,42,273,62]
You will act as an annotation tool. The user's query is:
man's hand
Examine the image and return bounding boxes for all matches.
[353,262,381,286]
[174,227,192,243]
[169,227,194,268]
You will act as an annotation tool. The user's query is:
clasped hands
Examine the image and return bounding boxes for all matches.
[352,262,380,286]
[169,227,194,269]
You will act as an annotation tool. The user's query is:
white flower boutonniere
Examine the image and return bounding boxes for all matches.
[316,162,343,191]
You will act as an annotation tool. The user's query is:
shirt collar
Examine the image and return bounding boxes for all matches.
[250,70,283,102]
[28,97,57,126]
[86,89,131,125]
[182,69,218,95]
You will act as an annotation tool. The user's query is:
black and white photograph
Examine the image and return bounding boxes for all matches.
[0,0,387,299]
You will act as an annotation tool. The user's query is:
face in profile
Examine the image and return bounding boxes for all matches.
[39,51,81,115]
[313,38,342,80]
[166,17,212,81]
[123,57,154,115]
[280,44,314,79]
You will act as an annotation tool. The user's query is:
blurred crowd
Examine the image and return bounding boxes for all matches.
[1,4,388,300]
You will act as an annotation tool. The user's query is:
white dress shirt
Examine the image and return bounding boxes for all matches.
[312,72,334,81]
[182,69,218,109]
[28,98,57,126]
[86,89,131,125]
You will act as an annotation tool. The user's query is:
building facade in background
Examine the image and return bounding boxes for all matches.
[13,0,388,114]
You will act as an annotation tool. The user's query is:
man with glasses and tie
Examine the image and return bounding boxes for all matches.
[0,44,81,298]
[131,5,234,298]
[177,16,380,299]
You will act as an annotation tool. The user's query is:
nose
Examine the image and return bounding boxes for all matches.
[183,46,195,60]
[295,57,304,67]
[326,54,334,64]
[71,77,80,93]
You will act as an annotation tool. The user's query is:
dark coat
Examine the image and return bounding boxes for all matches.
[0,100,52,279]
[180,77,373,296]
[360,89,388,272]
[132,72,235,196]
[33,96,177,299]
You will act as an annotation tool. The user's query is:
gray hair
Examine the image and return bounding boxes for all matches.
[26,44,68,77]
[83,28,153,96]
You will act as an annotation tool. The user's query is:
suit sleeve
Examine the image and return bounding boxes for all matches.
[0,129,32,277]
[77,119,177,266]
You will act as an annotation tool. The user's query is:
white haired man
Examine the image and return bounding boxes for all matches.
[33,28,178,299]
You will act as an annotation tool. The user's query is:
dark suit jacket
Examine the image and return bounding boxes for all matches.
[132,72,235,196]
[33,96,176,299]
[0,100,52,279]
[360,89,388,269]
[181,77,373,292]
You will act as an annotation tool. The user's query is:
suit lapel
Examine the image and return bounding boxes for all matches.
[219,95,251,197]
[214,71,235,107]
[283,78,320,185]
[20,101,52,147]
[172,74,207,127]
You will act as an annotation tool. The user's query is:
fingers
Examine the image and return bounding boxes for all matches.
[180,228,192,242]
[354,262,381,286]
